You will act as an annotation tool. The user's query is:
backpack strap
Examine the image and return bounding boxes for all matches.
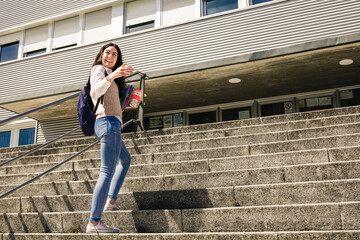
[93,97,102,114]
[99,68,108,105]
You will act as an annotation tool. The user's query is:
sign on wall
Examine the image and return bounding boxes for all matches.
[238,110,250,119]
[340,90,353,100]
[149,116,163,129]
[163,115,173,128]
[284,101,293,114]
[173,113,183,127]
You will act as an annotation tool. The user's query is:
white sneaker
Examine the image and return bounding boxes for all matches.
[104,199,120,211]
[86,220,119,234]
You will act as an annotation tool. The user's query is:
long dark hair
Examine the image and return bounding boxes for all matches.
[92,42,127,94]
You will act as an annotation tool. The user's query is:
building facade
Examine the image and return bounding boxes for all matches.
[0,0,359,147]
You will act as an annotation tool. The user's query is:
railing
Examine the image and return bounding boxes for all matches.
[0,71,148,199]
[0,93,80,128]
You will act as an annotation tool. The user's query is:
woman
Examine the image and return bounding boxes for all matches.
[86,43,135,234]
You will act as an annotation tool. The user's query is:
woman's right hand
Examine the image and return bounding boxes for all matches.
[107,63,135,82]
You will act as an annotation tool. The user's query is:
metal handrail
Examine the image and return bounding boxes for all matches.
[0,71,148,199]
[0,126,81,168]
[0,140,99,199]
[0,92,80,128]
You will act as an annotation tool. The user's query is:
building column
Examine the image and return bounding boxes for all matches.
[155,0,162,27]
[78,13,85,45]
[18,30,25,59]
[111,3,124,37]
[47,22,54,52]
[238,0,249,9]
[195,0,202,17]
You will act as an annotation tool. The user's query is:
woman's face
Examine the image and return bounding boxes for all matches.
[102,46,118,69]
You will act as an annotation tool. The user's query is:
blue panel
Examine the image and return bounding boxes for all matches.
[19,128,35,146]
[0,42,19,63]
[204,0,238,16]
[0,131,11,148]
[252,0,272,5]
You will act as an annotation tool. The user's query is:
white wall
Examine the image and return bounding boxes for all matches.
[53,16,79,49]
[162,0,196,26]
[84,7,112,44]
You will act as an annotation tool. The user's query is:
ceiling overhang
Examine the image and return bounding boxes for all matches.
[142,41,360,113]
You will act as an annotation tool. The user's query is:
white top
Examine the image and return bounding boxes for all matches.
[89,65,122,122]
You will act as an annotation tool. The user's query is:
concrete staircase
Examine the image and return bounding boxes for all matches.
[0,106,360,239]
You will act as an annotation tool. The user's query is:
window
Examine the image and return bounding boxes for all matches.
[84,8,112,44]
[24,25,48,56]
[340,88,360,107]
[24,48,46,58]
[0,41,19,63]
[299,95,333,112]
[53,17,79,50]
[126,21,154,34]
[144,112,184,130]
[148,116,164,129]
[203,0,238,16]
[0,131,11,148]
[126,0,156,33]
[189,111,216,125]
[251,0,272,5]
[261,102,285,117]
[222,107,251,121]
[52,44,77,51]
[18,128,35,146]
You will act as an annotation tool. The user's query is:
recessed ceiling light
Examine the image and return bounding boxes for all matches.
[339,59,354,66]
[229,78,241,83]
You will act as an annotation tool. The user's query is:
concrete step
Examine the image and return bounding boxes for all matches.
[1,106,360,237]
[250,133,360,155]
[4,144,359,176]
[123,114,360,148]
[1,142,360,185]
[1,111,360,160]
[1,159,210,178]
[2,124,360,170]
[6,116,360,158]
[0,201,359,233]
[0,105,359,157]
[1,159,359,197]
[150,134,360,164]
[0,130,360,182]
[0,159,210,184]
[133,105,360,138]
[2,231,360,240]
[1,179,358,214]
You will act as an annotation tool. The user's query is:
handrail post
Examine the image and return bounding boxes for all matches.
[137,74,146,132]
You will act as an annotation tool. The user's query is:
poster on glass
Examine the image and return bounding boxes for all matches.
[173,113,183,127]
[149,116,163,129]
[163,115,173,128]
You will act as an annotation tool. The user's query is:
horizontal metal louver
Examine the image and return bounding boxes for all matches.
[0,107,17,121]
[37,116,85,143]
[0,0,359,101]
[0,0,113,31]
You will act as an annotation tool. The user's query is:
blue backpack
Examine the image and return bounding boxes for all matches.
[77,72,106,136]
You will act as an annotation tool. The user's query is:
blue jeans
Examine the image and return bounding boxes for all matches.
[89,116,131,223]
